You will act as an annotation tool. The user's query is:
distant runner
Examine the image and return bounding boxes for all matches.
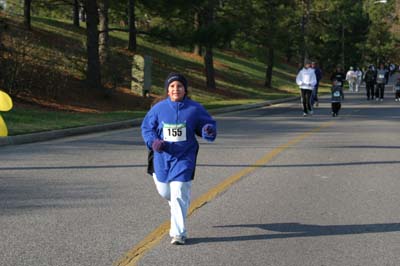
[296,59,317,116]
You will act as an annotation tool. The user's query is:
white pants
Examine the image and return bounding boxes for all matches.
[348,81,356,91]
[355,79,362,92]
[152,174,192,238]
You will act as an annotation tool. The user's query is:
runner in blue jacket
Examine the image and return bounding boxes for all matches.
[141,73,217,245]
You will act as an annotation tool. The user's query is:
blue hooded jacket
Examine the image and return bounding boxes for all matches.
[141,97,216,183]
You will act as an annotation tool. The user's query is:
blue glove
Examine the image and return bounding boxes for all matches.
[202,124,216,141]
[152,139,165,152]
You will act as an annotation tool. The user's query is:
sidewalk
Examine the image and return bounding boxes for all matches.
[0,96,299,146]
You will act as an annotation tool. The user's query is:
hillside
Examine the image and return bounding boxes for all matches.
[0,14,302,135]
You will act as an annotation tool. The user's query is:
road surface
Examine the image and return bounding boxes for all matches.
[1,86,400,266]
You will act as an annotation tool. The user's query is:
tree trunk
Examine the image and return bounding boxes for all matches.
[0,20,6,81]
[98,0,109,65]
[285,38,293,63]
[128,0,137,52]
[204,45,216,90]
[300,0,310,64]
[73,0,80,27]
[24,0,31,30]
[264,47,274,88]
[341,23,345,69]
[84,0,101,90]
[203,2,216,90]
[193,11,201,56]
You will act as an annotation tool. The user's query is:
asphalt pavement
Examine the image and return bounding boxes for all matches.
[2,71,398,147]
[0,97,298,147]
[1,76,400,266]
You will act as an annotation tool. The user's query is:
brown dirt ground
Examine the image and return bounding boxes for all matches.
[13,84,156,113]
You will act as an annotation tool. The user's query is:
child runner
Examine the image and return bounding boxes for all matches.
[141,73,217,245]
[331,79,344,117]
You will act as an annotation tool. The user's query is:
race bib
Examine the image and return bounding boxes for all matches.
[163,123,187,142]
[378,74,385,79]
[336,81,342,86]
[333,91,341,97]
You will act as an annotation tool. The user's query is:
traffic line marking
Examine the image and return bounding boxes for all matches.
[115,120,335,266]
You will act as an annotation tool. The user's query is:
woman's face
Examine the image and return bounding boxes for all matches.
[168,81,186,102]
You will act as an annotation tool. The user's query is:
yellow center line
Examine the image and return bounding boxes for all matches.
[115,120,335,266]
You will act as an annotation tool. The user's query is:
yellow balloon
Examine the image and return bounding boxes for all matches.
[0,90,13,111]
[0,115,8,136]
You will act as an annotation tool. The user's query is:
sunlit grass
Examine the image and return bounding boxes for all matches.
[2,108,145,135]
[3,16,304,136]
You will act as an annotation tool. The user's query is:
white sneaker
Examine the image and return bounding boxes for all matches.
[376,98,379,101]
[395,99,399,102]
[171,236,186,245]
[380,98,383,102]
[309,110,314,115]
[303,112,307,117]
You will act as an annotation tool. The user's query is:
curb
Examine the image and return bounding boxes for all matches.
[209,96,299,115]
[0,96,299,147]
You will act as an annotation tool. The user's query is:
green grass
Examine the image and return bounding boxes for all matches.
[1,15,305,136]
[2,108,146,135]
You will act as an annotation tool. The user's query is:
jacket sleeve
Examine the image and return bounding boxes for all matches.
[196,105,217,142]
[141,109,160,150]
[296,71,303,86]
[310,72,317,87]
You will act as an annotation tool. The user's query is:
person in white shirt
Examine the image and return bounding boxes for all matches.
[346,66,357,92]
[296,59,317,116]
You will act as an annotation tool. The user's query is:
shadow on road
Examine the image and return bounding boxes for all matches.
[194,160,400,168]
[187,222,400,244]
[1,159,399,171]
[0,164,146,171]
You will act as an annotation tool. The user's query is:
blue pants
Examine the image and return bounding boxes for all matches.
[310,89,318,106]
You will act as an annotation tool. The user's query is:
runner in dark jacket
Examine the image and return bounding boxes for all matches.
[375,63,388,101]
[311,61,322,107]
[364,65,376,100]
[330,66,346,88]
